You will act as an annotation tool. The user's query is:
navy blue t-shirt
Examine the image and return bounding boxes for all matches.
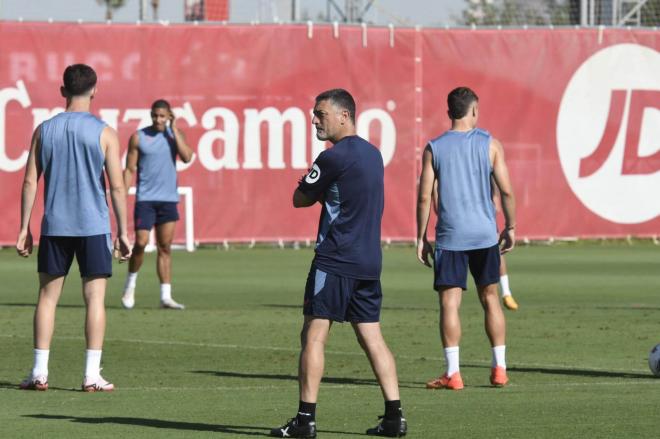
[298,135,384,280]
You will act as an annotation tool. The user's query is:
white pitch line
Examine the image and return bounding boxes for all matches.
[0,334,651,375]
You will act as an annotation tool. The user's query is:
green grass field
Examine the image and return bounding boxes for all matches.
[1,243,659,438]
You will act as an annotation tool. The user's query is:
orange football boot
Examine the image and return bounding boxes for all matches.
[426,372,464,390]
[490,366,509,387]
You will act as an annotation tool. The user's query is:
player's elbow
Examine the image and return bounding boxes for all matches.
[293,190,314,208]
[21,178,38,196]
[417,192,432,207]
[109,181,127,195]
[292,194,305,208]
[22,177,37,189]
[180,152,194,163]
[499,189,515,201]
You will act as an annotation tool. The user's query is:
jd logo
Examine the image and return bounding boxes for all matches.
[305,163,321,184]
[557,44,660,224]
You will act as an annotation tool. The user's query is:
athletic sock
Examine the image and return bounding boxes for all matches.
[384,400,403,420]
[492,345,506,369]
[124,272,138,292]
[444,346,460,376]
[500,275,512,297]
[84,349,102,379]
[296,400,316,425]
[160,284,172,302]
[32,349,49,378]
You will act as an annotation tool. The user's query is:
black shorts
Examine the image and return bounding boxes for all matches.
[434,244,500,290]
[134,201,179,231]
[303,264,382,323]
[38,234,113,278]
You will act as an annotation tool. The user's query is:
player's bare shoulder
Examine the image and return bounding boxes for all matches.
[100,126,121,155]
[489,137,505,163]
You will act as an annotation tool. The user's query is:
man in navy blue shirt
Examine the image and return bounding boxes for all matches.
[270,89,406,438]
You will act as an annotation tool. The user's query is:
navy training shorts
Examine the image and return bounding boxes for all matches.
[38,234,113,278]
[134,201,179,231]
[303,264,382,323]
[433,244,500,290]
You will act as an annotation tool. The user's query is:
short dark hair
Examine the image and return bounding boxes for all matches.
[315,88,356,123]
[62,64,97,96]
[151,99,172,112]
[447,87,478,120]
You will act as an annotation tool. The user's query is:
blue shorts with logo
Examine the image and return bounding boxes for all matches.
[303,264,382,323]
[134,201,179,231]
[38,234,113,278]
[434,244,500,290]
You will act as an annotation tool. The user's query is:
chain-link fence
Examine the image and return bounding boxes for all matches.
[184,0,660,27]
[2,0,659,27]
[461,0,659,27]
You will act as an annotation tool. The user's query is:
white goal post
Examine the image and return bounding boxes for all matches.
[127,186,195,252]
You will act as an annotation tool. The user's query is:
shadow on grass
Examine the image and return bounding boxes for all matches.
[464,363,655,379]
[0,380,18,390]
[193,370,423,389]
[262,303,430,312]
[0,302,85,309]
[0,302,127,310]
[508,366,655,380]
[0,381,80,392]
[23,414,364,436]
[194,370,379,386]
[595,305,660,311]
[23,414,271,436]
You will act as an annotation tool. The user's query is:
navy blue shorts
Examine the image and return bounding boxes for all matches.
[38,234,113,278]
[434,245,500,290]
[303,264,382,323]
[134,201,179,231]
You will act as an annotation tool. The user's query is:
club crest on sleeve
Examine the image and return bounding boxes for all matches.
[305,164,321,184]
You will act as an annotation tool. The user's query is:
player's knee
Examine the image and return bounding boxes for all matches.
[480,290,500,309]
[441,296,460,310]
[157,243,172,255]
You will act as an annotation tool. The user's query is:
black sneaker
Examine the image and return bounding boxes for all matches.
[366,415,407,437]
[270,418,317,438]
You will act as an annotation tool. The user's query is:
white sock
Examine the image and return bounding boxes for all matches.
[444,346,460,376]
[160,283,172,302]
[500,274,512,297]
[85,349,102,379]
[32,349,49,378]
[124,272,138,292]
[492,345,506,369]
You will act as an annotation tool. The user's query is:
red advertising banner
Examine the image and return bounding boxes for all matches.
[0,23,658,246]
[421,28,660,239]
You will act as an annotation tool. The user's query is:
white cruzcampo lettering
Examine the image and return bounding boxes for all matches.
[243,107,308,170]
[122,108,152,130]
[0,80,399,173]
[32,107,65,129]
[99,109,120,130]
[197,107,240,170]
[357,108,396,167]
[0,80,31,172]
